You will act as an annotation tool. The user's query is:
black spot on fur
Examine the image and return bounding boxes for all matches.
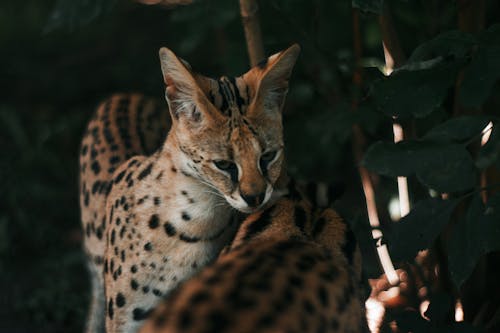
[179,233,200,243]
[205,310,230,332]
[164,222,176,236]
[96,227,103,240]
[294,206,307,233]
[144,242,153,251]
[289,275,304,288]
[204,274,222,286]
[242,208,273,241]
[342,227,357,265]
[91,181,101,194]
[138,163,153,180]
[114,170,126,183]
[108,298,114,319]
[320,265,339,282]
[318,285,329,307]
[119,226,126,239]
[131,265,137,273]
[110,229,115,245]
[131,279,139,290]
[90,147,98,159]
[116,293,126,307]
[109,156,121,165]
[153,289,162,296]
[178,310,192,330]
[313,217,327,238]
[148,214,159,229]
[154,196,161,205]
[189,290,211,305]
[181,212,191,221]
[132,307,152,321]
[303,299,316,315]
[256,314,274,329]
[296,254,316,272]
[142,286,150,294]
[91,161,101,175]
[81,144,88,156]
[84,192,89,207]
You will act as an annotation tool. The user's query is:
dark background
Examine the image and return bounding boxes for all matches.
[1,1,499,332]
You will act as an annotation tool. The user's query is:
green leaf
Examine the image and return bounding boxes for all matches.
[416,144,476,193]
[448,193,500,287]
[387,198,458,261]
[423,116,491,143]
[363,141,426,176]
[352,0,382,14]
[363,141,476,192]
[408,30,477,63]
[371,64,458,118]
[459,42,500,108]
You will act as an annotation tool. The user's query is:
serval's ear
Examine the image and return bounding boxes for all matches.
[246,44,301,115]
[159,47,217,126]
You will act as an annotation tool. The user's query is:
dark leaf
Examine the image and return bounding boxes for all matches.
[448,193,500,287]
[363,140,427,176]
[408,30,477,63]
[352,0,382,14]
[423,116,491,143]
[387,198,459,261]
[44,0,118,32]
[459,41,500,108]
[371,64,458,118]
[363,141,476,192]
[416,144,476,193]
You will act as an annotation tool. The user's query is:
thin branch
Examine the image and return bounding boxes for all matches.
[379,2,405,72]
[351,8,399,286]
[379,1,410,218]
[239,0,265,66]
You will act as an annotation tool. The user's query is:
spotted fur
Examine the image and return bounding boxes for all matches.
[139,186,366,333]
[79,45,300,333]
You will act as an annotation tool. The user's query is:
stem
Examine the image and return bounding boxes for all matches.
[379,1,410,218]
[239,0,265,66]
[351,8,399,286]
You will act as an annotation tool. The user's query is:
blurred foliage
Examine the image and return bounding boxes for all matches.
[0,0,499,332]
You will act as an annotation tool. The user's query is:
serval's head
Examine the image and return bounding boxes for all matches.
[159,44,300,213]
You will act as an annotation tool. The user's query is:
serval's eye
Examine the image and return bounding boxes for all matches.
[261,151,277,162]
[213,160,238,182]
[259,150,278,173]
[214,160,235,171]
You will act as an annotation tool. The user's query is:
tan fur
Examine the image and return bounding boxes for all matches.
[139,188,367,333]
[79,45,300,333]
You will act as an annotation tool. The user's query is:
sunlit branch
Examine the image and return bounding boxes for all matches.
[239,0,265,66]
